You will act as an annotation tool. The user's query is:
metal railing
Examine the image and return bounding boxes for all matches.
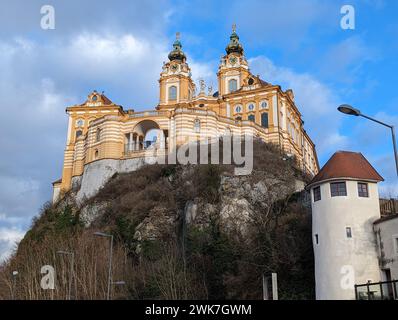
[128,110,167,118]
[123,142,167,157]
[355,280,398,300]
[380,198,398,216]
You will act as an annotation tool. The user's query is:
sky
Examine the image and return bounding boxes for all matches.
[0,0,397,261]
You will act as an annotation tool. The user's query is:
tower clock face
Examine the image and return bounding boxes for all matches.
[171,64,178,72]
[229,57,237,65]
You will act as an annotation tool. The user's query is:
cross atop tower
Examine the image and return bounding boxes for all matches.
[176,32,180,40]
[232,23,236,33]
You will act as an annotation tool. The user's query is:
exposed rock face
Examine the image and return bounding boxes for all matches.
[134,207,177,241]
[130,171,299,244]
[74,157,162,203]
[80,201,109,227]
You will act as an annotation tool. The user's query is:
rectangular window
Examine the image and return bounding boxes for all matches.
[315,234,319,245]
[330,182,347,197]
[358,182,369,197]
[261,112,269,128]
[394,236,398,255]
[346,227,352,238]
[313,186,321,202]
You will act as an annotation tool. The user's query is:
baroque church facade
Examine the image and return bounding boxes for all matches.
[53,28,319,200]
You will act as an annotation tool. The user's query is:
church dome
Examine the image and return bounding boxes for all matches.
[168,33,186,62]
[225,27,243,55]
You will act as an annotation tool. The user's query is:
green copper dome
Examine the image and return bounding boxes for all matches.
[225,27,243,55]
[168,33,186,62]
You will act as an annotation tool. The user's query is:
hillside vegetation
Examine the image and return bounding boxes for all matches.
[0,140,314,300]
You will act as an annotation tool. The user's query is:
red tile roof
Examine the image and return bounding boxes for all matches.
[308,151,384,186]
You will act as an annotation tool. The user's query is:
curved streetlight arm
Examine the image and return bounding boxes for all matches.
[359,113,393,129]
[359,114,398,177]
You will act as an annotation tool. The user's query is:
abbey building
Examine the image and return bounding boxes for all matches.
[53,28,319,201]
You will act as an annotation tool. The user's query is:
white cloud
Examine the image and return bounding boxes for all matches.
[319,36,378,85]
[228,0,336,49]
[0,30,218,261]
[249,55,347,156]
[0,227,25,262]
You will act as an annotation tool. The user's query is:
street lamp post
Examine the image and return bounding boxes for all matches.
[338,104,398,177]
[94,232,113,300]
[11,271,18,300]
[57,250,74,300]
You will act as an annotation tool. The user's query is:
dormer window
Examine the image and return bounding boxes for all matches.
[92,95,98,102]
[248,77,254,85]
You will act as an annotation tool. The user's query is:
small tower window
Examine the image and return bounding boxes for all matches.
[346,227,352,238]
[315,234,319,245]
[94,149,99,159]
[358,182,369,197]
[313,186,321,202]
[248,114,255,122]
[169,86,177,101]
[194,119,200,133]
[261,112,269,128]
[235,116,242,121]
[248,77,254,85]
[96,128,101,142]
[76,119,84,127]
[330,182,347,197]
[248,103,255,111]
[235,105,242,113]
[75,130,82,139]
[229,79,237,93]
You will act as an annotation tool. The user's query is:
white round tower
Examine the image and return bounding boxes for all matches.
[308,151,383,300]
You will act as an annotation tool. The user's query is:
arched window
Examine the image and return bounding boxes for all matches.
[235,105,242,113]
[228,79,237,93]
[248,114,255,122]
[96,128,101,142]
[194,119,200,133]
[75,130,82,139]
[224,127,232,136]
[261,101,268,109]
[248,103,255,111]
[169,86,177,101]
[261,113,269,128]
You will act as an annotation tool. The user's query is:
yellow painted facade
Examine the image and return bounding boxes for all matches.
[53,30,319,200]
